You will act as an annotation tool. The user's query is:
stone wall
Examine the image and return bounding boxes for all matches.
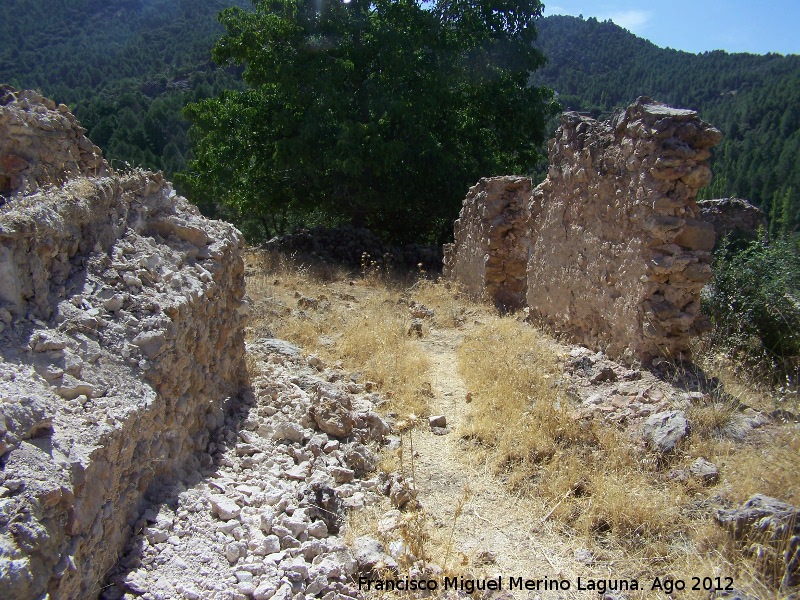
[446,98,723,362]
[0,91,248,599]
[443,176,530,309]
[697,197,767,245]
[0,86,106,202]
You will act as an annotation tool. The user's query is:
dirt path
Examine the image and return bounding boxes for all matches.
[410,328,597,599]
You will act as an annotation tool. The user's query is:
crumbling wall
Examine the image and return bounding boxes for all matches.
[443,176,530,309]
[0,86,106,201]
[445,98,722,362]
[527,98,721,361]
[0,90,247,600]
[697,197,767,245]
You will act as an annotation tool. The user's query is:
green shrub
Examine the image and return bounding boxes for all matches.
[702,235,800,382]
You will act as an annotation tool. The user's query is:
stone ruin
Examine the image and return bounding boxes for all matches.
[697,197,767,245]
[0,85,106,202]
[445,97,724,362]
[0,88,402,600]
[442,177,530,310]
[0,88,248,599]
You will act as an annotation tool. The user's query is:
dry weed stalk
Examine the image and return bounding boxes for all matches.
[443,485,472,572]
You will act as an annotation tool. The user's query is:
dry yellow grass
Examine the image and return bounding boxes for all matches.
[457,317,680,549]
[456,311,800,596]
[245,249,432,416]
[244,251,800,598]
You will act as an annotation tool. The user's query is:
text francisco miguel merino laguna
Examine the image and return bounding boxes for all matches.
[358,575,732,595]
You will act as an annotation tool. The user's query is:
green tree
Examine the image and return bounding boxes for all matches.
[770,186,799,237]
[703,236,800,380]
[180,0,557,242]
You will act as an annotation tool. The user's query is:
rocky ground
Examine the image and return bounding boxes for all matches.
[103,338,395,600]
[98,265,799,600]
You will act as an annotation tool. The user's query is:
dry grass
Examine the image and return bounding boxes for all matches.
[244,251,800,598]
[692,333,799,416]
[456,312,800,596]
[245,249,432,416]
[457,317,680,550]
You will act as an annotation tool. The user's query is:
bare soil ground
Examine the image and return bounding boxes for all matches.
[412,328,599,599]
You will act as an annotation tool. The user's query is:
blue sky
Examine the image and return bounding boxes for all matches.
[543,1,800,55]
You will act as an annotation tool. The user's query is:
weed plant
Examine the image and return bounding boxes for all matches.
[702,235,800,388]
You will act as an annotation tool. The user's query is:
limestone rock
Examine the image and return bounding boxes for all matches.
[352,537,398,574]
[429,415,447,428]
[353,410,390,441]
[272,421,305,443]
[131,330,167,359]
[689,457,719,484]
[342,443,377,476]
[210,497,242,521]
[0,87,107,201]
[642,410,688,452]
[256,338,302,358]
[716,495,800,537]
[716,495,800,589]
[310,383,354,438]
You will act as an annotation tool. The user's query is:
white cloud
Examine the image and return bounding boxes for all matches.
[607,9,652,33]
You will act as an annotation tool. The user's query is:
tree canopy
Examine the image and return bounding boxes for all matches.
[179,0,556,242]
[0,0,249,178]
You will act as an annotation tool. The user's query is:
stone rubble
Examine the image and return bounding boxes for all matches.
[559,345,770,451]
[102,342,396,600]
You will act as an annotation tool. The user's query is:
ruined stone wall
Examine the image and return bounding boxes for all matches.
[443,176,530,309]
[0,90,247,599]
[697,197,767,245]
[527,98,721,361]
[0,87,106,201]
[445,98,722,362]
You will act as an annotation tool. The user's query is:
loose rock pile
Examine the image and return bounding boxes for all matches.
[104,340,393,600]
[263,226,442,272]
[559,345,769,451]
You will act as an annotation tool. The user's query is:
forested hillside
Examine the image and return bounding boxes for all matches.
[2,6,799,232]
[0,0,248,177]
[532,15,800,233]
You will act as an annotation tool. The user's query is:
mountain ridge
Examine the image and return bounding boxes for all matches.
[533,15,800,228]
[1,7,798,231]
